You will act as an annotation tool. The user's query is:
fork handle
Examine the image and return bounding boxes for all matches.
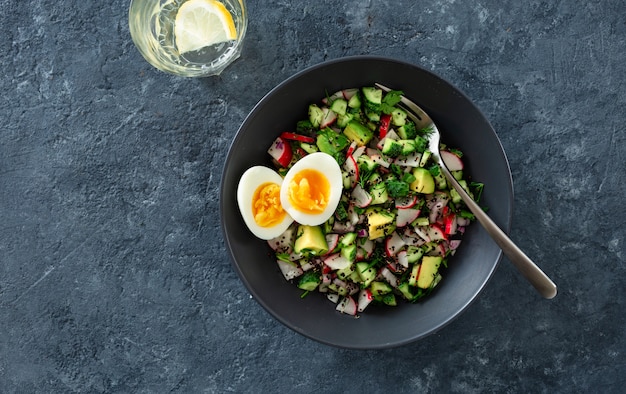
[439,164,558,299]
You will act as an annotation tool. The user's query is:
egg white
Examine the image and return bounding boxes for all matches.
[280,152,343,226]
[237,166,294,240]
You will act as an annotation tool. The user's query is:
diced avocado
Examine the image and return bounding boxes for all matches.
[362,87,383,104]
[410,167,436,194]
[316,128,350,163]
[391,107,407,127]
[370,281,393,296]
[369,182,388,205]
[366,209,395,240]
[294,225,328,255]
[330,98,348,115]
[397,282,414,300]
[417,256,443,289]
[343,120,374,146]
[308,104,324,128]
[356,262,376,287]
[298,271,321,291]
[382,138,403,158]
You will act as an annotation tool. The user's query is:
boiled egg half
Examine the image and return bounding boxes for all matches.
[237,166,294,240]
[280,152,343,226]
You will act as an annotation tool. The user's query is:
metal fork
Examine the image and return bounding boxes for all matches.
[376,83,557,299]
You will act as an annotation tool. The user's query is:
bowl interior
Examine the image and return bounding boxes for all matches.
[220,56,513,349]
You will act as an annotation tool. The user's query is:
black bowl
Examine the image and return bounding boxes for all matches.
[220,56,513,349]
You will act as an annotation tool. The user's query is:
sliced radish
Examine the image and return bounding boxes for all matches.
[414,226,431,243]
[267,227,296,253]
[357,289,374,312]
[346,141,358,156]
[427,223,448,241]
[427,243,447,256]
[332,221,355,234]
[267,136,293,168]
[327,293,340,303]
[342,88,359,100]
[356,238,375,261]
[352,146,366,160]
[347,204,360,225]
[394,151,422,167]
[320,107,337,128]
[351,184,372,208]
[441,150,464,171]
[325,233,340,254]
[427,192,450,223]
[401,229,425,247]
[323,253,351,270]
[322,91,345,105]
[380,267,398,288]
[276,259,303,280]
[343,154,359,188]
[396,250,409,268]
[395,195,418,209]
[396,207,420,227]
[370,154,390,168]
[336,296,358,315]
[443,213,457,235]
[385,231,406,257]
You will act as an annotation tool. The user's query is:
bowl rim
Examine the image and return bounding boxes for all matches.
[219,55,513,349]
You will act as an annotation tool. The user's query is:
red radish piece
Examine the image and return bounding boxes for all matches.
[378,114,392,139]
[395,195,418,209]
[441,150,464,171]
[343,154,359,188]
[385,231,406,257]
[336,296,358,315]
[342,88,359,100]
[322,91,345,105]
[414,226,431,243]
[346,141,358,156]
[320,107,337,128]
[351,184,372,208]
[357,289,374,312]
[396,207,420,227]
[327,293,340,303]
[267,227,296,253]
[279,132,315,144]
[427,243,447,257]
[323,253,351,270]
[396,250,409,268]
[276,259,303,280]
[347,204,360,225]
[352,146,366,160]
[427,223,448,241]
[267,136,293,167]
[394,151,422,167]
[325,233,340,254]
[443,212,457,235]
[332,221,355,234]
[356,239,375,261]
[380,267,398,288]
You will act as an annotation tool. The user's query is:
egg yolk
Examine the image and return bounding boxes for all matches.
[252,182,286,227]
[287,169,330,214]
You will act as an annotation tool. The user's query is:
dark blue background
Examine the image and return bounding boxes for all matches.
[1,0,624,392]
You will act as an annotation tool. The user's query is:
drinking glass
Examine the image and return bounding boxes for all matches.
[129,0,247,77]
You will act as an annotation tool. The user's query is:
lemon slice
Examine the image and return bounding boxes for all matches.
[174,0,237,54]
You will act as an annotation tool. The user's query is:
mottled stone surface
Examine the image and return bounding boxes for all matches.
[1,0,624,392]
